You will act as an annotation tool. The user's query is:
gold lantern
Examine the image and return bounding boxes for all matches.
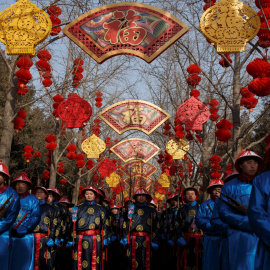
[166,138,189,160]
[200,0,260,53]
[105,172,121,187]
[158,173,172,188]
[81,134,106,159]
[0,0,52,55]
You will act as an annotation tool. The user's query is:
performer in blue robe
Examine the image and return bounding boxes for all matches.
[9,172,41,270]
[248,145,270,270]
[218,150,264,270]
[0,162,20,270]
[196,179,224,270]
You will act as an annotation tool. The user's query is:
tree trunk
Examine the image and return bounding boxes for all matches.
[72,173,80,205]
[0,57,18,167]
[232,53,242,160]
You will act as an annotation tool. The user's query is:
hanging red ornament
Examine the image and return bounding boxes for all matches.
[190,89,200,98]
[37,50,52,61]
[86,160,94,170]
[43,170,50,181]
[46,141,57,151]
[248,77,270,96]
[36,59,51,73]
[45,134,57,142]
[219,54,232,68]
[186,74,201,86]
[33,151,41,158]
[16,56,33,70]
[58,93,92,128]
[246,58,270,79]
[187,64,202,74]
[47,5,62,36]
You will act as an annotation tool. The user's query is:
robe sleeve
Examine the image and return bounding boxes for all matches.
[195,202,214,231]
[0,193,20,234]
[248,172,270,247]
[210,199,228,234]
[218,185,252,232]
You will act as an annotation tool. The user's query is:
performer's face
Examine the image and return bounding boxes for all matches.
[0,173,5,187]
[211,187,221,198]
[35,189,46,201]
[15,181,28,194]
[111,208,119,215]
[184,191,196,203]
[239,159,259,177]
[47,194,55,203]
[85,190,96,202]
[136,195,147,204]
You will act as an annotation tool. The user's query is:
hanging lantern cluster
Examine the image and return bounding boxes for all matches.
[203,0,216,11]
[190,89,200,100]
[246,58,270,97]
[163,120,172,137]
[215,119,233,144]
[186,64,202,87]
[198,162,203,174]
[66,144,77,160]
[225,162,233,175]
[45,134,57,151]
[86,160,94,170]
[76,153,85,168]
[174,118,185,139]
[95,91,103,108]
[208,99,219,122]
[46,151,51,166]
[43,170,50,183]
[157,153,164,164]
[23,145,33,164]
[209,155,221,179]
[72,58,84,88]
[14,109,27,133]
[16,56,33,96]
[33,151,41,158]
[240,87,258,112]
[188,160,193,177]
[47,5,62,36]
[57,162,65,174]
[52,94,64,118]
[36,50,52,89]
[219,54,232,68]
[60,179,67,186]
[92,118,101,136]
[256,0,270,49]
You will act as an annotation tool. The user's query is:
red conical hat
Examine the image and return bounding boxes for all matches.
[110,204,119,209]
[149,200,157,208]
[0,162,9,179]
[133,188,152,200]
[207,179,224,192]
[81,185,99,196]
[235,150,264,172]
[32,186,48,196]
[11,172,32,189]
[166,194,178,202]
[59,197,71,204]
[47,188,61,199]
[224,170,239,183]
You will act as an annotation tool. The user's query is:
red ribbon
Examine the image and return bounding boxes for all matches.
[132,236,136,270]
[145,236,151,270]
[78,235,83,270]
[33,233,47,270]
[92,235,97,270]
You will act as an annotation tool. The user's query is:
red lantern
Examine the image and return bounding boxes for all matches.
[246,58,270,79]
[219,54,232,68]
[33,151,41,158]
[37,50,52,61]
[16,56,33,69]
[58,93,92,128]
[46,141,57,151]
[248,77,270,97]
[45,134,57,142]
[187,64,202,74]
[186,74,201,86]
[190,89,200,98]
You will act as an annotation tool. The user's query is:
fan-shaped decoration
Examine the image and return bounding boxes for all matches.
[121,160,157,178]
[166,138,189,159]
[110,138,160,163]
[98,158,117,177]
[81,134,106,158]
[176,97,210,131]
[158,173,172,188]
[62,3,189,64]
[200,0,260,54]
[0,0,52,55]
[99,100,170,135]
[105,172,121,187]
[58,93,92,129]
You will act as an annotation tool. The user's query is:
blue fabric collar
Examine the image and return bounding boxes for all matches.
[85,201,96,206]
[40,200,46,205]
[185,201,197,207]
[52,201,59,205]
[135,202,147,207]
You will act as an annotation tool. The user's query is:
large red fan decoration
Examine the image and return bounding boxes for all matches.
[58,93,92,128]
